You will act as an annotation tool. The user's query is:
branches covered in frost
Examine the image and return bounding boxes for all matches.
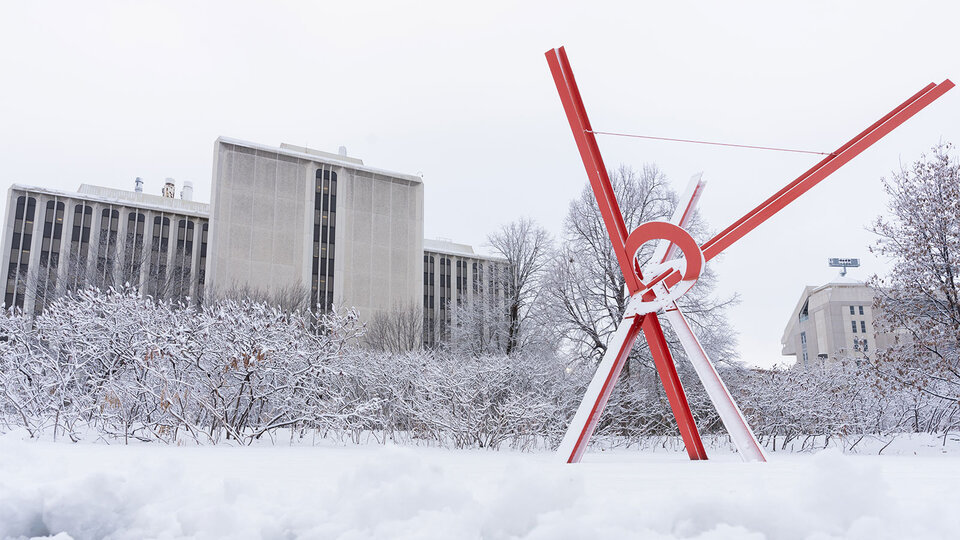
[0,287,951,449]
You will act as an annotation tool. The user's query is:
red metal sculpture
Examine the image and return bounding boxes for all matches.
[546,46,953,463]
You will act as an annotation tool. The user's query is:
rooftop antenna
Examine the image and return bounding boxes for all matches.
[828,257,860,276]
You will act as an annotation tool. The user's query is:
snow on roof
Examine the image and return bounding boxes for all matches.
[217,136,422,185]
[9,183,210,218]
[812,273,868,294]
[825,274,866,286]
[423,238,507,263]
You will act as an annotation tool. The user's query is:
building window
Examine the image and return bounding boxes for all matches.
[172,219,195,303]
[853,338,860,351]
[69,204,93,289]
[148,215,170,299]
[197,222,208,304]
[799,330,809,368]
[34,199,64,315]
[472,262,483,295]
[860,320,866,333]
[439,257,451,338]
[423,255,436,346]
[849,305,855,315]
[96,208,120,289]
[312,168,336,312]
[851,320,857,333]
[858,305,864,315]
[6,196,37,309]
[456,259,466,306]
[863,339,868,352]
[124,212,146,289]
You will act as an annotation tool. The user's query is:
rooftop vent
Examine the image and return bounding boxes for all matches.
[181,180,194,201]
[162,178,175,199]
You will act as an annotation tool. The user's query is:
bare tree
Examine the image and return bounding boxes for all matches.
[870,142,960,430]
[366,302,424,353]
[486,218,553,355]
[547,164,737,373]
[446,290,510,357]
[207,282,314,314]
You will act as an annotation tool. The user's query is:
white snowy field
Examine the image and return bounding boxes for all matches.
[2,433,959,540]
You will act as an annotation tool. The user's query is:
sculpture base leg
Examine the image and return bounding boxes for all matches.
[641,312,708,460]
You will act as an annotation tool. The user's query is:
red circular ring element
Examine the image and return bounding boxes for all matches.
[624,221,703,283]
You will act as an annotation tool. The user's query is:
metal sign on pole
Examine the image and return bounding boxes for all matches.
[828,258,861,276]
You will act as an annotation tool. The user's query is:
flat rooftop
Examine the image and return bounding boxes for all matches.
[217,136,423,185]
[9,183,210,219]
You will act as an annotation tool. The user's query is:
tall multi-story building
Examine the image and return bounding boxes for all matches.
[781,276,894,369]
[208,137,424,323]
[422,239,509,347]
[2,136,508,349]
[1,182,209,314]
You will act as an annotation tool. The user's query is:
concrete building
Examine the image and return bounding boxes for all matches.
[422,239,510,347]
[2,181,209,314]
[781,276,893,369]
[208,137,424,323]
[3,136,508,350]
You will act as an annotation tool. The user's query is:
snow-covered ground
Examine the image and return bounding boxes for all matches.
[2,432,959,540]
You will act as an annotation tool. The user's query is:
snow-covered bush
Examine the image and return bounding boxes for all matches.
[0,287,951,450]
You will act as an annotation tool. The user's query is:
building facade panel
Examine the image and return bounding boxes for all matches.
[208,138,423,322]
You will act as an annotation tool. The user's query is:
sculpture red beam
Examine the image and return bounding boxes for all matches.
[547,47,707,460]
[546,46,641,293]
[546,45,953,463]
[701,79,954,261]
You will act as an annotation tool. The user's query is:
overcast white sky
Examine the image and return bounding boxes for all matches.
[2,1,958,367]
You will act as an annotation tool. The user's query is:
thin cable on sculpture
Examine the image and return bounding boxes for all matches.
[586,130,836,156]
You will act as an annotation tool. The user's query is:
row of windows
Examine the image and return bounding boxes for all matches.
[5,196,37,309]
[455,260,467,300]
[422,256,512,348]
[849,305,865,316]
[422,258,509,303]
[5,195,209,310]
[95,209,120,294]
[424,255,436,345]
[851,320,867,334]
[311,168,337,312]
[34,200,65,314]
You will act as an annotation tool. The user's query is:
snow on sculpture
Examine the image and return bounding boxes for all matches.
[545,46,954,463]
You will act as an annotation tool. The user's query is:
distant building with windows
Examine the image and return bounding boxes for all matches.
[781,276,894,369]
[422,239,509,347]
[1,182,209,314]
[3,137,508,349]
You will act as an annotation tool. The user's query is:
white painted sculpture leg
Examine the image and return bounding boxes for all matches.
[662,301,767,462]
[556,313,640,463]
[652,173,705,265]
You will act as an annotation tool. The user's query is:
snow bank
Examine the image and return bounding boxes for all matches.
[1,433,958,539]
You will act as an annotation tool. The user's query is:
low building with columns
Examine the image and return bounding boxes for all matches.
[2,182,209,314]
[422,239,509,348]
